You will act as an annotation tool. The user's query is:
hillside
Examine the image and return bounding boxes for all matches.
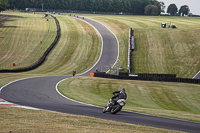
[0,11,199,132]
[80,14,200,78]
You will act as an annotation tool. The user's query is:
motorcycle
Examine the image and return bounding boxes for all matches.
[73,70,76,76]
[102,98,126,114]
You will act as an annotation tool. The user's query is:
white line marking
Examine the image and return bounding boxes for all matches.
[56,77,102,108]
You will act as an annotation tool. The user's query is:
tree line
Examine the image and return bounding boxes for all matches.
[167,4,190,16]
[0,0,9,12]
[5,0,162,15]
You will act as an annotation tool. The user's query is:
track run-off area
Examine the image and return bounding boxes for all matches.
[0,14,200,133]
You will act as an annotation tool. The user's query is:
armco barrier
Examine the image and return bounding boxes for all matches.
[120,72,176,78]
[128,28,134,73]
[0,15,60,73]
[93,72,200,84]
[136,73,176,78]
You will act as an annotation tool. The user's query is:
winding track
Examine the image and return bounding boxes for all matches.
[0,14,9,21]
[1,16,200,133]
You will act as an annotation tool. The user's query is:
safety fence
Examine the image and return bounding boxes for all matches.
[0,15,60,73]
[93,72,200,84]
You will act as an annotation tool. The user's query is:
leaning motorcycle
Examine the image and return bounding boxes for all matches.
[102,98,126,114]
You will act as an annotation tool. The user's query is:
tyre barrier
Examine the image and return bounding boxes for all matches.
[93,72,200,84]
[0,15,60,73]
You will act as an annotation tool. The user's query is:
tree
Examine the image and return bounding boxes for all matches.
[179,5,190,16]
[130,0,143,15]
[8,0,18,9]
[102,0,113,12]
[112,0,122,12]
[144,4,159,16]
[5,0,162,14]
[122,0,131,12]
[0,0,9,11]
[159,1,165,13]
[150,0,162,15]
[167,4,178,16]
[94,0,103,11]
[85,0,95,12]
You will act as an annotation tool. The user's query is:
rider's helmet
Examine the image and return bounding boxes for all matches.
[120,88,125,93]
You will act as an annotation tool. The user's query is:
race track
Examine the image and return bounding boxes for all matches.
[0,14,9,21]
[193,71,200,79]
[1,16,200,133]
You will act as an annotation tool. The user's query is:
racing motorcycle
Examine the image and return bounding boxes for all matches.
[72,70,76,76]
[102,98,126,114]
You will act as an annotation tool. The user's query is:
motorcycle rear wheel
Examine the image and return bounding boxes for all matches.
[111,104,122,114]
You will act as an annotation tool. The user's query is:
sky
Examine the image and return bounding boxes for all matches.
[159,0,200,15]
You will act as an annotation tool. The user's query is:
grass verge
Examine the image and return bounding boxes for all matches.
[0,106,182,133]
[0,11,56,69]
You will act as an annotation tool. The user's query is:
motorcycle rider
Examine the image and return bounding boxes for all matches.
[107,88,127,110]
[73,70,76,76]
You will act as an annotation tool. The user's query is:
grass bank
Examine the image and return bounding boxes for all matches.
[0,12,101,75]
[77,14,200,78]
[0,11,56,69]
[26,15,101,75]
[58,76,200,122]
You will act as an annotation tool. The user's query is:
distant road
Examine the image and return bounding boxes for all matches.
[0,15,200,133]
[0,14,9,21]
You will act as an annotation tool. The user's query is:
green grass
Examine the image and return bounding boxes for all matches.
[25,15,101,75]
[58,76,200,122]
[0,12,101,75]
[76,14,200,78]
[0,106,182,133]
[0,12,56,69]
[1,11,200,132]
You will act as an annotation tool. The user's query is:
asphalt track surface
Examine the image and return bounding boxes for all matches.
[0,14,9,21]
[1,16,200,133]
[193,71,200,79]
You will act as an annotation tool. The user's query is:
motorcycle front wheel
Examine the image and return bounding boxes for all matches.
[102,107,107,113]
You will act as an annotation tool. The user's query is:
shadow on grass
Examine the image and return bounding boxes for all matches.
[0,26,19,28]
[0,15,24,28]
